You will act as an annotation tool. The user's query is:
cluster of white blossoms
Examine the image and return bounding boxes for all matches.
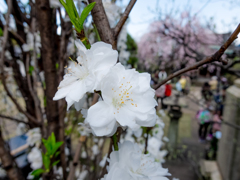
[54,40,170,179]
[53,41,118,111]
[27,147,43,170]
[101,141,170,180]
[54,40,157,136]
[26,127,41,147]
[26,128,43,171]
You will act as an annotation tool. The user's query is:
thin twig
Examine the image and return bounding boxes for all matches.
[67,136,85,180]
[26,53,43,123]
[113,0,137,38]
[100,138,112,178]
[154,23,240,90]
[0,114,29,124]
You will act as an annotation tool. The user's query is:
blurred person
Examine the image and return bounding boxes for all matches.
[179,75,187,94]
[212,110,222,133]
[201,82,213,101]
[185,75,191,95]
[207,109,222,159]
[158,69,167,81]
[196,107,212,142]
[209,76,218,91]
[152,70,159,84]
[165,81,172,98]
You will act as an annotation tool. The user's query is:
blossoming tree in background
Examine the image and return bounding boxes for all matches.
[138,11,240,77]
[0,0,239,179]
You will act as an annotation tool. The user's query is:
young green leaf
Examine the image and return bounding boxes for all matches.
[51,132,56,145]
[0,28,3,36]
[79,2,96,29]
[42,138,51,153]
[52,160,60,167]
[31,169,45,176]
[54,151,60,158]
[67,0,79,19]
[28,66,34,75]
[42,154,51,170]
[52,141,64,155]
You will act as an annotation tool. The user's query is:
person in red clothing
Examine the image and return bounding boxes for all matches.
[165,81,172,97]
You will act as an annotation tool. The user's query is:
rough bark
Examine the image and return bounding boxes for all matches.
[35,0,59,137]
[88,0,116,49]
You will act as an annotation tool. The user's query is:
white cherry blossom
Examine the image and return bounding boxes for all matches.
[85,63,157,136]
[26,128,41,147]
[53,40,118,110]
[101,141,170,180]
[27,147,42,170]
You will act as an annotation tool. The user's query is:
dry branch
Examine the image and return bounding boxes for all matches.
[67,136,86,180]
[154,23,240,89]
[114,0,137,38]
[0,114,29,125]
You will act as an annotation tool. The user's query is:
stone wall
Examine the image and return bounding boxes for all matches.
[217,79,240,180]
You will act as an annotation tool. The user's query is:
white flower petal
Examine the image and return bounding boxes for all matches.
[115,107,140,130]
[66,96,75,110]
[67,80,87,102]
[86,101,117,136]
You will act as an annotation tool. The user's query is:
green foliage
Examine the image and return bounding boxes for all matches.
[0,27,3,36]
[126,34,137,52]
[59,0,96,32]
[126,34,138,68]
[31,133,63,178]
[127,56,138,67]
[28,66,34,75]
[55,63,59,70]
[44,96,47,107]
[42,133,63,157]
[79,3,96,29]
[31,169,45,176]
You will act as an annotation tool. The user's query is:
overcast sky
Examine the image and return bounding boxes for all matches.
[118,0,240,44]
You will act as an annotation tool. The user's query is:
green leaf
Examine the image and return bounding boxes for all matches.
[42,154,51,170]
[54,151,60,158]
[0,28,3,36]
[59,0,67,7]
[63,0,80,31]
[42,138,51,153]
[43,95,47,107]
[52,141,63,155]
[28,66,34,75]
[52,160,60,167]
[51,132,56,145]
[31,169,45,176]
[55,63,59,70]
[67,0,79,19]
[79,2,96,29]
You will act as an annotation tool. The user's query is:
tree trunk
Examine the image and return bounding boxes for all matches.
[0,129,24,180]
[35,0,59,138]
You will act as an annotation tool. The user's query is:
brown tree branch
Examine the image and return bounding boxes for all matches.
[0,114,29,125]
[113,0,137,38]
[26,53,43,123]
[154,23,240,89]
[67,136,86,180]
[212,61,240,77]
[89,0,116,49]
